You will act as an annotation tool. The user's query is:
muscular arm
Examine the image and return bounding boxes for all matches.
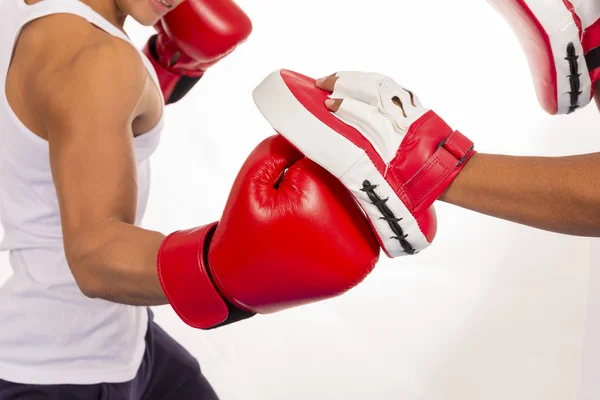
[439,152,600,237]
[37,41,168,305]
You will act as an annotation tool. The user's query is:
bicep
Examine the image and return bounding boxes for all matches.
[38,44,147,254]
[48,107,138,238]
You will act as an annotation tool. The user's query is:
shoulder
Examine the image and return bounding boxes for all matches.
[21,15,148,123]
[53,38,147,108]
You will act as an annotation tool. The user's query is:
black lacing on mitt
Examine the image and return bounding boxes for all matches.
[566,42,583,114]
[361,180,417,255]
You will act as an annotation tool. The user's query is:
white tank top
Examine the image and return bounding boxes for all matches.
[0,0,164,385]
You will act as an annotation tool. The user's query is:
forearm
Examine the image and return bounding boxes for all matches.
[67,219,168,306]
[439,152,600,236]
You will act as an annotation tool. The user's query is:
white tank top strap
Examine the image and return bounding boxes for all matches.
[17,0,165,105]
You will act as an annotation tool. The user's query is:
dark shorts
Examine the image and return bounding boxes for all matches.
[0,309,219,400]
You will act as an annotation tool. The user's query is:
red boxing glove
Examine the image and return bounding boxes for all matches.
[157,135,380,329]
[143,0,252,104]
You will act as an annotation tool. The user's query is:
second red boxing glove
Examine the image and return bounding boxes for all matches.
[143,0,252,104]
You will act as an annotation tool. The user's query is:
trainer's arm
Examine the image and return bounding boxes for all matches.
[440,83,600,236]
[438,152,600,237]
[37,43,168,305]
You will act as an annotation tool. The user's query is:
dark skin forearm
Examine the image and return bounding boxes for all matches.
[441,82,600,236]
[439,152,600,236]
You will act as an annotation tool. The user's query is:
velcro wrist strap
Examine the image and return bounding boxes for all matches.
[405,130,474,211]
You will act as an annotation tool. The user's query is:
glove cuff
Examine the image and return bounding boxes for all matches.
[142,35,204,105]
[157,222,229,329]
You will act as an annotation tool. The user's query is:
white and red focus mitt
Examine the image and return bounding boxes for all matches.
[253,70,476,258]
[487,0,600,114]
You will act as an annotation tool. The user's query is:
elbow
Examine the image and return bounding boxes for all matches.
[75,275,102,299]
[63,220,125,299]
[64,246,104,299]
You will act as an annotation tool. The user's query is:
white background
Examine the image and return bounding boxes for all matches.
[3,0,600,399]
